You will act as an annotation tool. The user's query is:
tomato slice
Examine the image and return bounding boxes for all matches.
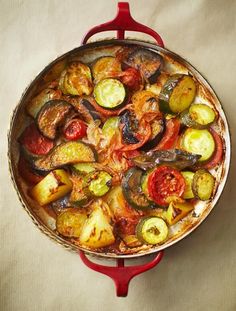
[18,155,43,184]
[154,118,180,150]
[147,166,186,206]
[119,68,142,91]
[63,119,87,141]
[201,128,224,169]
[19,123,54,155]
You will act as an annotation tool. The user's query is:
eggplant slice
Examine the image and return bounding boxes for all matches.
[125,48,163,83]
[140,118,165,151]
[120,110,139,144]
[132,149,201,170]
[37,100,72,139]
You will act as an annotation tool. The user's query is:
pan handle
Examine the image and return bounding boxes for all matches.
[82,2,164,47]
[79,250,164,297]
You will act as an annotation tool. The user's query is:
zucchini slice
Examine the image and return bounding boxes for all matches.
[180,128,215,162]
[192,169,215,200]
[93,78,126,109]
[37,100,72,139]
[92,56,122,83]
[56,209,87,238]
[159,74,196,114]
[136,216,168,244]
[34,141,96,171]
[122,167,156,210]
[181,171,195,199]
[88,171,112,197]
[180,104,216,129]
[73,163,96,173]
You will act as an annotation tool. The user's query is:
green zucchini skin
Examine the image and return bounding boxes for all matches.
[159,74,196,114]
[33,141,97,171]
[180,128,215,162]
[122,167,156,210]
[135,216,168,244]
[192,169,215,200]
[37,100,72,139]
[180,104,216,129]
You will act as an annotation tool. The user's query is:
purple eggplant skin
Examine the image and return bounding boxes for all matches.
[120,110,139,144]
[80,98,102,123]
[140,118,166,151]
[125,48,164,84]
[133,149,201,170]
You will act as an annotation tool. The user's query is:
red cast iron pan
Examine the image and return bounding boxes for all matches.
[8,2,231,297]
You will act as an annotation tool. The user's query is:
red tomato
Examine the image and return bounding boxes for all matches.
[201,128,224,169]
[154,118,180,150]
[19,123,54,155]
[63,119,87,141]
[147,166,186,206]
[18,156,43,184]
[119,68,142,91]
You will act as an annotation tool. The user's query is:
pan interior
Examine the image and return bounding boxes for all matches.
[8,39,230,259]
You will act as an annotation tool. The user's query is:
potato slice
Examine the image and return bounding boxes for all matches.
[79,200,115,248]
[31,169,72,205]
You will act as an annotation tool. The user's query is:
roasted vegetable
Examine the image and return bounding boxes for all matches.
[19,123,54,156]
[192,169,215,200]
[63,119,87,141]
[125,48,163,83]
[131,90,161,120]
[37,100,72,139]
[31,169,72,205]
[181,171,195,199]
[34,141,96,171]
[154,118,180,150]
[120,110,139,144]
[140,118,165,151]
[136,216,168,244]
[59,62,93,96]
[180,104,216,129]
[133,149,201,170]
[73,163,96,173]
[122,167,156,210]
[92,56,122,83]
[26,88,62,118]
[201,129,223,169]
[56,209,87,237]
[164,200,194,225]
[94,78,126,109]
[79,200,115,248]
[180,128,215,162]
[69,173,90,206]
[18,155,43,184]
[88,171,112,197]
[119,67,142,91]
[159,74,196,114]
[147,166,186,206]
[102,116,120,143]
[70,97,102,123]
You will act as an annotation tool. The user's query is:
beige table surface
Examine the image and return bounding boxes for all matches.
[0,0,236,310]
